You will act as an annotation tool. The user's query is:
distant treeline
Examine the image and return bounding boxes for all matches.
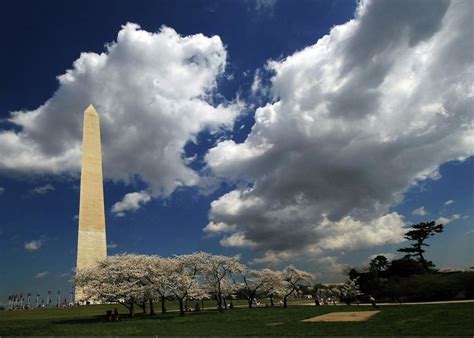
[347,221,474,302]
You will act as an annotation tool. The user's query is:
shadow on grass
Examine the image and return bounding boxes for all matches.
[53,315,105,325]
[53,311,211,325]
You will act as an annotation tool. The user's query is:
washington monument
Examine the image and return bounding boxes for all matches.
[75,104,107,301]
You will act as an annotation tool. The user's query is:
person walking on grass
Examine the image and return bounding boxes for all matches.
[369,295,378,308]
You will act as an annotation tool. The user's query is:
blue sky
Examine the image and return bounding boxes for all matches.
[0,0,473,303]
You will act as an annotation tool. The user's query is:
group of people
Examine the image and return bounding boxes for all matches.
[314,295,378,307]
[314,297,340,306]
[105,308,120,321]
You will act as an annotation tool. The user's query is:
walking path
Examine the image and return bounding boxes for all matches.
[171,299,474,314]
[293,299,474,306]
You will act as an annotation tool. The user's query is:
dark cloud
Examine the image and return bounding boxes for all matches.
[206,0,473,264]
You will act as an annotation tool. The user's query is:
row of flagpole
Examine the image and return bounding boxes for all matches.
[7,290,74,309]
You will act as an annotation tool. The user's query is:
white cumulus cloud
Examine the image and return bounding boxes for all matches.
[250,250,297,266]
[317,256,349,274]
[203,221,237,234]
[219,232,256,248]
[412,206,428,216]
[24,240,43,252]
[206,0,473,263]
[436,214,461,225]
[111,190,151,217]
[0,23,241,196]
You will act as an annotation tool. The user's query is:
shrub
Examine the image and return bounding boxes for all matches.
[380,272,474,302]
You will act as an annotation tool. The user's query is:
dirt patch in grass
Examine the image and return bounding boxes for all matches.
[302,311,380,322]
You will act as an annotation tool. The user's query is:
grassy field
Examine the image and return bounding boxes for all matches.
[1,302,473,336]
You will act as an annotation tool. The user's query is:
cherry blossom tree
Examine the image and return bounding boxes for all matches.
[341,277,363,305]
[329,287,341,305]
[72,252,319,316]
[260,268,285,307]
[73,254,148,317]
[143,255,174,315]
[186,281,210,311]
[280,266,314,308]
[167,254,201,316]
[197,252,244,312]
[239,268,266,308]
[221,277,239,309]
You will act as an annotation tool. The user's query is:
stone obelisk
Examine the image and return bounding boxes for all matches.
[75,104,107,301]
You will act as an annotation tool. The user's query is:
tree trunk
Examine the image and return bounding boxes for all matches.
[283,296,288,309]
[149,298,155,316]
[179,298,185,316]
[161,295,166,314]
[270,294,274,307]
[217,293,223,312]
[138,299,147,314]
[419,253,430,271]
[248,297,253,308]
[129,302,135,317]
[223,296,227,309]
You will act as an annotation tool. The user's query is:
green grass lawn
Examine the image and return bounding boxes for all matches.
[1,302,473,336]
